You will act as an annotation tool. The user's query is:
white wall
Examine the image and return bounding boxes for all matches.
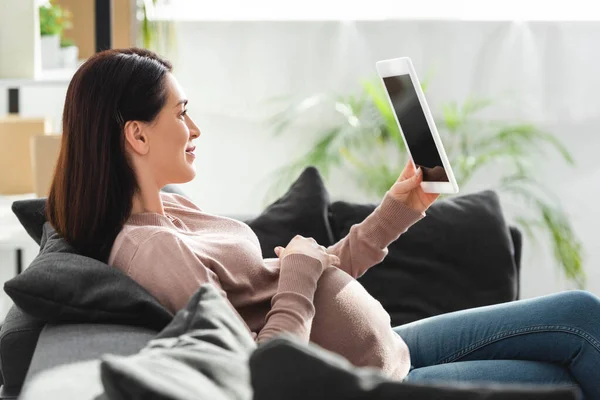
[1,20,599,318]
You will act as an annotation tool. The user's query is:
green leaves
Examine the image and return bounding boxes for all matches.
[266,76,583,287]
[39,0,72,37]
[476,124,575,165]
[500,177,584,287]
[360,79,403,149]
[139,0,173,49]
[142,1,151,48]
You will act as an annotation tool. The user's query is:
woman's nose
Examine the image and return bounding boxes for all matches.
[187,116,201,139]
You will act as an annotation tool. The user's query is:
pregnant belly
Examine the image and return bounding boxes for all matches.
[309,267,411,379]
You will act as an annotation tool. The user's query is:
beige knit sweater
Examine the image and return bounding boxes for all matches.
[109,192,424,380]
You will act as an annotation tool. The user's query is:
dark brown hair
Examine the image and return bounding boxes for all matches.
[47,48,173,262]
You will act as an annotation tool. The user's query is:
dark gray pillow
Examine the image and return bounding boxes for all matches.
[251,336,581,400]
[11,198,46,245]
[4,223,173,331]
[99,284,255,400]
[246,166,334,258]
[329,190,519,327]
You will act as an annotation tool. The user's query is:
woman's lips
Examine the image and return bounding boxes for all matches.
[185,145,196,157]
[186,145,196,152]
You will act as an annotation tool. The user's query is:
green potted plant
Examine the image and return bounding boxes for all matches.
[39,0,72,69]
[267,77,585,288]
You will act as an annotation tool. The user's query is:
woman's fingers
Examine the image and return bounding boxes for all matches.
[398,160,417,181]
[329,255,341,266]
[277,237,338,262]
[392,167,422,194]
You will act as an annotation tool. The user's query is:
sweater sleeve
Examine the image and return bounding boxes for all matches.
[256,253,323,344]
[327,191,425,279]
[126,231,228,314]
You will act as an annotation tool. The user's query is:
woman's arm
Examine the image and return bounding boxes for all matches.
[256,253,324,344]
[258,235,339,344]
[327,191,424,279]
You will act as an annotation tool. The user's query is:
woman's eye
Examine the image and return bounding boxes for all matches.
[180,109,188,119]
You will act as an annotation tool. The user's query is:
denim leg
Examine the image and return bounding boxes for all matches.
[393,290,600,398]
[405,359,576,385]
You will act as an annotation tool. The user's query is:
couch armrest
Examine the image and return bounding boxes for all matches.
[24,322,156,385]
[0,306,45,391]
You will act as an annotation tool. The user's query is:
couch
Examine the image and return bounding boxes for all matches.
[0,168,581,399]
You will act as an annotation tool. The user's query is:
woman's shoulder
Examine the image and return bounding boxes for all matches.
[108,223,179,269]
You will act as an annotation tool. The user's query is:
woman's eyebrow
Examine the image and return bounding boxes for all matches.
[174,99,188,108]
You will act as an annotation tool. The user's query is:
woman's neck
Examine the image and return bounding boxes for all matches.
[131,190,164,216]
[130,173,165,216]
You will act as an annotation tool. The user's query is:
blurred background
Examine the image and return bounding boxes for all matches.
[0,0,599,319]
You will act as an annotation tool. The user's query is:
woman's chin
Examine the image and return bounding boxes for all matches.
[183,167,196,182]
[171,167,196,184]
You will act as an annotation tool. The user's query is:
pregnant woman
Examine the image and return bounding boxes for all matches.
[46,48,597,398]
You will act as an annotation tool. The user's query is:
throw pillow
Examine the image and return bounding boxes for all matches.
[4,222,173,331]
[99,284,255,400]
[329,190,518,327]
[251,336,581,400]
[246,166,334,258]
[11,198,46,245]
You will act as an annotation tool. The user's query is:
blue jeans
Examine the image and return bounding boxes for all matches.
[393,290,600,399]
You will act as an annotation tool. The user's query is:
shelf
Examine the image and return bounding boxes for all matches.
[0,67,78,87]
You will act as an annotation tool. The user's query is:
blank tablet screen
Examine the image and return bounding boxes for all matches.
[382,74,449,182]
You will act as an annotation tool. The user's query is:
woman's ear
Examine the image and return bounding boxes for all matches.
[124,120,150,155]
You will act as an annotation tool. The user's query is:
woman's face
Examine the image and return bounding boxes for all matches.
[138,73,200,187]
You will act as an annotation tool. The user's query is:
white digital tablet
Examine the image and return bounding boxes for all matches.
[376,57,459,194]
